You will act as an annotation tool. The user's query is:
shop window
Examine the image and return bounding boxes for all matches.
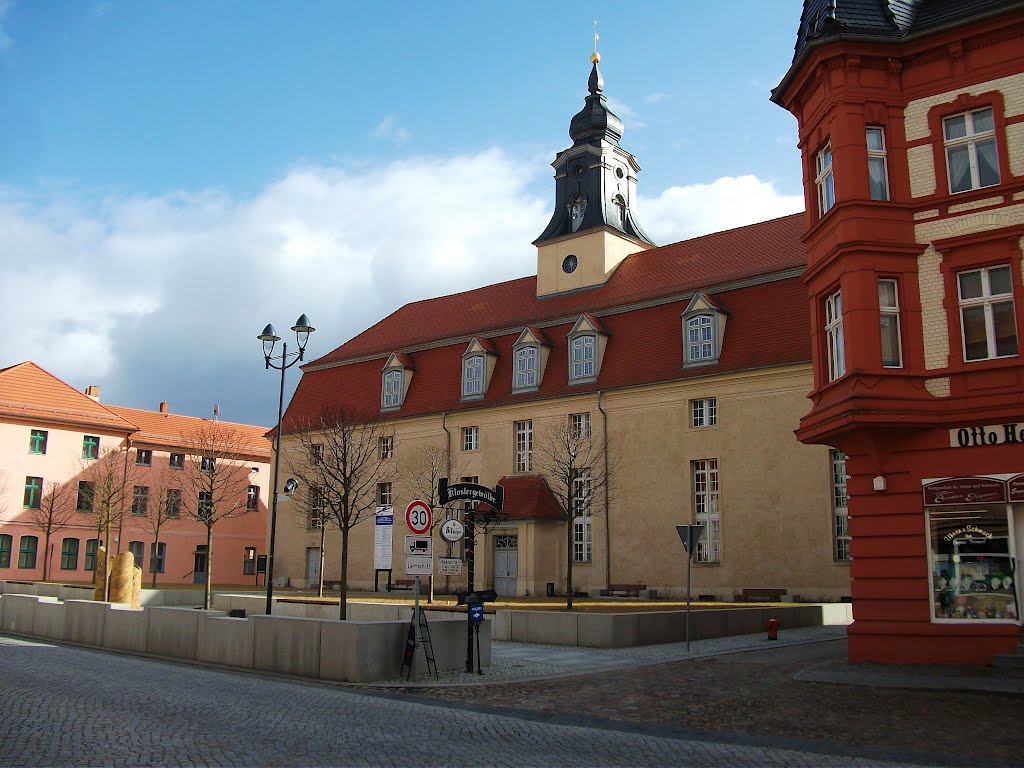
[830,450,850,562]
[815,142,834,214]
[958,265,1017,361]
[879,279,903,368]
[60,538,79,570]
[825,289,845,380]
[692,459,720,563]
[866,127,889,201]
[928,508,1017,621]
[943,107,999,194]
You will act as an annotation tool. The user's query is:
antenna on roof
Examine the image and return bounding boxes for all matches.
[213,403,220,421]
[593,18,599,54]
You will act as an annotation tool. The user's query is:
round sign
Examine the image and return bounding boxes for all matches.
[439,518,465,543]
[405,499,432,535]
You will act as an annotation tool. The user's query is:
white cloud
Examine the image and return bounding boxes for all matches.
[644,92,669,104]
[606,97,646,130]
[91,2,113,19]
[0,0,13,53]
[370,116,410,144]
[637,175,803,243]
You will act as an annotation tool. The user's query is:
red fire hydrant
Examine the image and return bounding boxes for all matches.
[767,618,779,640]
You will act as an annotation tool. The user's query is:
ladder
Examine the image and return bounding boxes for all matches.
[401,608,438,680]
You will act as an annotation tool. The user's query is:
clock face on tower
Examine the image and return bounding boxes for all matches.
[562,254,578,274]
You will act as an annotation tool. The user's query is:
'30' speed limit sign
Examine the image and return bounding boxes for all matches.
[405,499,432,535]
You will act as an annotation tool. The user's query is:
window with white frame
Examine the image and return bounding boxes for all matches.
[690,397,717,428]
[165,488,182,518]
[377,482,392,507]
[131,486,149,516]
[462,354,484,397]
[831,450,850,561]
[200,456,215,473]
[958,265,1018,361]
[570,334,596,381]
[866,127,889,201]
[379,435,394,460]
[686,315,714,362]
[572,469,593,562]
[198,491,213,520]
[311,444,324,464]
[944,107,999,194]
[382,369,403,409]
[169,453,184,469]
[692,459,720,563]
[462,426,479,452]
[879,279,903,368]
[825,289,846,381]
[514,346,538,389]
[570,412,591,440]
[514,420,533,472]
[815,142,835,214]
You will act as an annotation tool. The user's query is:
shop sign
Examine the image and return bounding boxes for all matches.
[942,525,995,543]
[1008,474,1024,502]
[949,423,1024,448]
[922,477,1007,506]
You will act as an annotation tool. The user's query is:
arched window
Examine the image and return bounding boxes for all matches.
[515,346,538,389]
[687,315,714,362]
[382,369,403,409]
[463,354,484,397]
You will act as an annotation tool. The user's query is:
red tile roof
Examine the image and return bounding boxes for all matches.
[283,214,809,431]
[495,476,565,521]
[0,362,137,433]
[107,406,272,459]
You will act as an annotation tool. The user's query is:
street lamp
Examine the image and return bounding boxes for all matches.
[259,314,315,614]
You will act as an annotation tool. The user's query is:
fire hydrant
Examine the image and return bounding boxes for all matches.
[767,618,779,640]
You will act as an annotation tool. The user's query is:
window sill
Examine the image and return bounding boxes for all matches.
[461,393,485,402]
[511,386,539,395]
[569,376,597,386]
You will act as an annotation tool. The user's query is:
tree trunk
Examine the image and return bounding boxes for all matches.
[42,531,52,581]
[566,518,575,610]
[339,527,349,621]
[203,525,213,610]
[103,513,112,602]
[151,533,160,588]
[317,525,326,598]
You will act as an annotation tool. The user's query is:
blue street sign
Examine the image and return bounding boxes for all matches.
[469,604,484,623]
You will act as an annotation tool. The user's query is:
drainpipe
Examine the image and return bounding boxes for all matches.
[597,391,611,589]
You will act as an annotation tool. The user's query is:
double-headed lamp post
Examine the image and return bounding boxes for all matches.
[258,314,315,614]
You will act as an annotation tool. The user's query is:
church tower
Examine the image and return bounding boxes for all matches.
[534,52,654,297]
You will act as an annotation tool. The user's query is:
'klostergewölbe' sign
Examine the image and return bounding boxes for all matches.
[949,422,1024,448]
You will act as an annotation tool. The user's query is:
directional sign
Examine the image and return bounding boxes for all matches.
[405,556,433,576]
[438,557,462,576]
[405,499,432,535]
[439,518,465,543]
[438,478,504,510]
[405,536,432,556]
[469,603,484,623]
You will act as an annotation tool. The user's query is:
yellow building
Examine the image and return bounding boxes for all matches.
[274,56,850,602]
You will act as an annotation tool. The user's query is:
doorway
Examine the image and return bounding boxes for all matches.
[193,544,208,585]
[493,534,518,596]
[306,547,321,589]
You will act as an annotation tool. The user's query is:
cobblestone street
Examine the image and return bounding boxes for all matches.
[2,633,1010,768]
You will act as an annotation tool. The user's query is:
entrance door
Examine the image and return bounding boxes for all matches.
[306,547,321,589]
[493,534,518,596]
[193,545,208,585]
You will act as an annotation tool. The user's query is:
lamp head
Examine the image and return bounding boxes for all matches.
[283,478,299,495]
[291,314,315,357]
[258,323,281,358]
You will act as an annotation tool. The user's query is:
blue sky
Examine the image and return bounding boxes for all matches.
[0,1,806,426]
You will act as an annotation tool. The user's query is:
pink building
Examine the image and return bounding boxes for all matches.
[0,362,271,586]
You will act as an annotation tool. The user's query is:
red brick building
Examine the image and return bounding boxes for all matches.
[772,0,1024,663]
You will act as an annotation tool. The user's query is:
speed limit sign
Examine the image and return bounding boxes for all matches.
[405,499,432,535]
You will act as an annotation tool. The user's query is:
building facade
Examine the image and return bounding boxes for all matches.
[772,0,1024,663]
[0,362,271,586]
[273,55,851,602]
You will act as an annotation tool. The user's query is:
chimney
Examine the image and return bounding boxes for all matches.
[84,385,100,402]
[159,401,169,414]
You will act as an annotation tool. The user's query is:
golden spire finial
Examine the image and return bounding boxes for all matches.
[591,18,600,63]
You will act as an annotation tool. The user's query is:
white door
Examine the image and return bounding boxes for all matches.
[493,534,518,596]
[306,547,321,589]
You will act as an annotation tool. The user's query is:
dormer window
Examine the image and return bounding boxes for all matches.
[681,293,727,368]
[511,327,550,393]
[515,346,538,389]
[381,352,414,411]
[567,314,608,384]
[460,337,497,401]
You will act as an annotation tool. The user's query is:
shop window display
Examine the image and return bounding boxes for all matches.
[928,508,1018,621]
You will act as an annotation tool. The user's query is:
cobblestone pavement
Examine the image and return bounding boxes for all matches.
[0,633,993,768]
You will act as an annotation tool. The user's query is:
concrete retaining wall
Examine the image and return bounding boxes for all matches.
[252,615,323,678]
[106,606,149,653]
[1,594,38,635]
[198,614,254,669]
[32,597,67,641]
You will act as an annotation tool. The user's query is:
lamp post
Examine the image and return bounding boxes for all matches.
[258,314,315,615]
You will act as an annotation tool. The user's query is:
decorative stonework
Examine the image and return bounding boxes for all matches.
[913,209,940,220]
[914,204,1024,243]
[948,196,1003,214]
[918,245,950,370]
[908,145,936,198]
[1009,122,1024,177]
[903,73,1024,141]
[925,377,952,398]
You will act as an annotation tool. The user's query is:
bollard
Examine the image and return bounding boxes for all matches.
[767,617,779,640]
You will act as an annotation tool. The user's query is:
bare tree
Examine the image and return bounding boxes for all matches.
[79,446,137,599]
[286,406,395,619]
[178,422,258,609]
[402,443,466,601]
[24,480,74,581]
[290,476,329,597]
[534,415,616,610]
[133,464,184,588]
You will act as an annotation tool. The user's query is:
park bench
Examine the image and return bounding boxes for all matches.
[740,587,787,602]
[388,578,424,592]
[601,583,648,597]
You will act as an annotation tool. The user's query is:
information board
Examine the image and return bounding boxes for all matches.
[374,507,394,570]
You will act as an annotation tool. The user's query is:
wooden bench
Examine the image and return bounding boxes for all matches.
[601,583,648,597]
[322,579,341,590]
[741,588,787,602]
[388,578,420,592]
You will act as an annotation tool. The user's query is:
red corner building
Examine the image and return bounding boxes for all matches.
[773,1,1024,663]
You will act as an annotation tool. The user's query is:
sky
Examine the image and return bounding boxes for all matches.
[0,1,807,427]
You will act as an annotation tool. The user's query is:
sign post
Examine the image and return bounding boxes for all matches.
[405,500,432,676]
[675,524,704,651]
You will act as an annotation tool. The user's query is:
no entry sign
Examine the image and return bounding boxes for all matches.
[405,499,432,535]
